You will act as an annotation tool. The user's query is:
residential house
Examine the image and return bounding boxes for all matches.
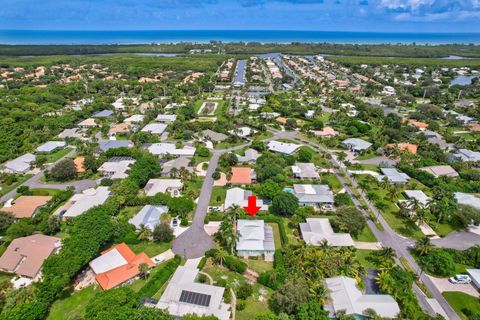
[0,234,61,279]
[1,196,52,219]
[156,114,177,123]
[74,156,86,173]
[267,140,300,155]
[311,127,339,138]
[451,149,480,162]
[78,118,98,128]
[93,110,114,118]
[455,192,480,210]
[376,168,410,184]
[420,165,459,178]
[129,205,168,231]
[408,119,429,131]
[324,276,400,319]
[141,123,167,135]
[236,220,275,258]
[147,143,196,157]
[124,114,145,125]
[89,243,154,290]
[98,157,136,179]
[62,187,111,218]
[422,130,453,151]
[231,127,255,138]
[36,141,66,154]
[99,140,133,153]
[202,130,228,143]
[223,187,267,211]
[276,117,302,126]
[291,184,334,208]
[161,156,194,177]
[291,163,320,180]
[155,266,230,320]
[1,153,35,174]
[300,218,354,247]
[108,123,131,137]
[230,167,255,185]
[236,149,260,164]
[144,179,183,197]
[386,143,418,154]
[402,190,431,208]
[58,128,85,140]
[342,138,372,154]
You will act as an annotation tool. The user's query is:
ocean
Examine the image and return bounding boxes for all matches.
[1,30,480,45]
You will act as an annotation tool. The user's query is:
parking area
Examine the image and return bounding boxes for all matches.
[427,275,480,297]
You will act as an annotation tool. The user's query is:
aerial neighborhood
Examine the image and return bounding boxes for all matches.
[0,42,479,320]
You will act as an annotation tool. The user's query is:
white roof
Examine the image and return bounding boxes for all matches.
[63,187,111,218]
[156,114,177,122]
[236,220,275,252]
[98,159,135,179]
[404,190,430,206]
[148,143,196,156]
[267,140,300,155]
[343,138,372,151]
[129,205,168,230]
[291,163,319,179]
[236,149,260,163]
[156,266,230,320]
[124,114,144,123]
[2,153,35,174]
[455,192,480,210]
[325,276,400,318]
[144,179,183,196]
[376,168,410,184]
[300,218,354,247]
[453,149,480,162]
[141,123,167,135]
[89,248,127,274]
[293,184,334,204]
[224,187,266,211]
[36,141,66,153]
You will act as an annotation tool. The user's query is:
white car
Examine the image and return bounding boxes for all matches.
[449,275,472,284]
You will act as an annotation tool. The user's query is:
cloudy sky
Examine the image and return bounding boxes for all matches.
[1,0,479,32]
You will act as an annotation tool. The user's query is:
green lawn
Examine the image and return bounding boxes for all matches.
[245,259,273,274]
[47,286,97,320]
[443,292,480,320]
[354,224,377,242]
[0,174,32,196]
[210,186,227,206]
[355,249,378,269]
[266,222,282,249]
[118,206,142,220]
[30,188,63,196]
[129,241,171,258]
[320,173,343,193]
[46,147,73,163]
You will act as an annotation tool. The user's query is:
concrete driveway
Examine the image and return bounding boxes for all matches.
[432,231,480,250]
[427,275,480,297]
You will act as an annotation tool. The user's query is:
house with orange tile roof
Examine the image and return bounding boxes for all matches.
[1,196,52,219]
[407,119,429,131]
[89,243,154,290]
[469,123,480,132]
[74,156,86,173]
[108,123,131,136]
[230,167,255,185]
[276,117,302,126]
[311,127,339,138]
[78,118,98,128]
[386,143,418,154]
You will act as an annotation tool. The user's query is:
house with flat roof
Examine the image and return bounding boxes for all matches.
[451,149,480,162]
[62,187,111,218]
[36,141,66,154]
[155,266,230,320]
[98,158,136,179]
[291,184,334,208]
[236,220,275,257]
[342,138,372,154]
[455,192,480,210]
[141,123,167,135]
[420,165,459,178]
[147,143,196,157]
[0,234,61,279]
[230,167,255,185]
[1,196,52,219]
[236,149,260,164]
[144,179,183,197]
[223,187,267,211]
[291,163,320,180]
[300,218,354,247]
[267,140,300,155]
[129,205,168,231]
[1,153,35,174]
[324,276,400,319]
[90,243,154,290]
[99,140,133,153]
[376,168,410,184]
[156,114,177,123]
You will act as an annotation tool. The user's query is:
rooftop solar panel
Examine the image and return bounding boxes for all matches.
[179,290,211,307]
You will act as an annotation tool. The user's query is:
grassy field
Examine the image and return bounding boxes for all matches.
[210,186,227,206]
[354,224,378,242]
[443,291,480,320]
[266,222,282,249]
[47,286,97,320]
[129,241,171,258]
[355,249,378,269]
[0,174,32,196]
[320,173,343,193]
[46,147,73,163]
[245,259,274,274]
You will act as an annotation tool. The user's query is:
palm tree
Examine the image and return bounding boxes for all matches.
[377,247,396,262]
[138,262,149,280]
[179,167,190,181]
[213,249,227,267]
[170,167,179,178]
[137,224,152,241]
[415,237,433,256]
[413,208,429,227]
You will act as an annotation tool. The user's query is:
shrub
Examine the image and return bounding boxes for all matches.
[236,300,246,311]
[49,159,76,181]
[224,256,247,274]
[153,222,174,243]
[418,249,456,277]
[138,256,181,298]
[180,218,189,226]
[100,178,113,186]
[236,283,253,300]
[271,192,299,217]
[197,257,207,270]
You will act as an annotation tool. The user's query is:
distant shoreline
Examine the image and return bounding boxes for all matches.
[1,30,480,45]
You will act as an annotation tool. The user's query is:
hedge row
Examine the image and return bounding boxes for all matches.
[138,255,182,298]
[224,256,247,274]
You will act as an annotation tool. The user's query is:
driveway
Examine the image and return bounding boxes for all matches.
[427,275,480,297]
[432,231,480,250]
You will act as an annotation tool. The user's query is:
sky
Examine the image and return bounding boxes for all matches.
[1,0,480,33]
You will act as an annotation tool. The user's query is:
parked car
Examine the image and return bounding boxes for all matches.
[172,217,178,227]
[449,275,472,284]
[153,256,165,265]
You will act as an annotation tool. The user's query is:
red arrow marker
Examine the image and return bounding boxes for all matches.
[243,196,261,216]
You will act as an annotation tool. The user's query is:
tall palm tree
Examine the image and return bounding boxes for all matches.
[377,247,396,262]
[137,224,152,241]
[415,237,433,256]
[213,249,227,267]
[138,262,149,280]
[170,167,179,178]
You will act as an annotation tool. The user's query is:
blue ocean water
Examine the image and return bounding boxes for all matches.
[1,30,480,45]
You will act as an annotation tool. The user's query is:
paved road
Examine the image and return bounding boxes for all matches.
[288,130,460,320]
[0,148,97,203]
[432,231,480,250]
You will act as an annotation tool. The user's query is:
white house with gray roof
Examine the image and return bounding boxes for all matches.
[36,141,66,153]
[376,168,410,184]
[223,187,267,211]
[291,163,320,180]
[144,179,183,197]
[300,218,354,247]
[155,266,230,320]
[267,140,300,155]
[147,143,196,157]
[1,153,35,174]
[402,190,431,207]
[342,138,372,154]
[451,149,480,162]
[129,205,168,231]
[455,192,480,210]
[324,276,400,319]
[156,114,177,123]
[62,187,111,218]
[236,149,260,164]
[236,220,275,257]
[291,184,334,208]
[141,123,167,135]
[98,158,135,179]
